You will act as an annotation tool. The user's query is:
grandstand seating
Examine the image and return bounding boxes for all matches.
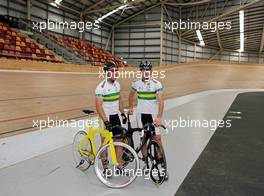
[48,34,127,67]
[0,23,63,62]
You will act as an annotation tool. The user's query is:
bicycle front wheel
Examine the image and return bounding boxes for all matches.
[147,140,167,185]
[94,142,139,188]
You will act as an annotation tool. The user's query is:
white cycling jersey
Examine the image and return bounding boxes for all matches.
[131,78,163,115]
[95,80,120,116]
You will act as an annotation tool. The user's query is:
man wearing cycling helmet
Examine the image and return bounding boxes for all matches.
[128,61,166,171]
[95,61,127,174]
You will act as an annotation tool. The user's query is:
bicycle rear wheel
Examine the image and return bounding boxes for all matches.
[94,142,139,188]
[73,131,93,171]
[147,140,167,185]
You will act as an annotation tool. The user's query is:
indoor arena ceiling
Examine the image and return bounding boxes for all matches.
[45,0,264,53]
[49,0,217,24]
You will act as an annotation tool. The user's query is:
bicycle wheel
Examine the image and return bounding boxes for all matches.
[147,140,167,185]
[94,142,139,188]
[72,131,93,171]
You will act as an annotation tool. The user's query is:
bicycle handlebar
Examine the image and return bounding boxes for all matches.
[142,122,167,131]
[113,122,168,137]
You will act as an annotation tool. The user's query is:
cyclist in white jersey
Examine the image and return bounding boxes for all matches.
[128,61,164,160]
[95,61,127,174]
[128,61,168,180]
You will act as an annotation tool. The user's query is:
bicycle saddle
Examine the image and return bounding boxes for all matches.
[82,109,95,115]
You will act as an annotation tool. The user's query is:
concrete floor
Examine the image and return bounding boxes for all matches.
[0,90,261,196]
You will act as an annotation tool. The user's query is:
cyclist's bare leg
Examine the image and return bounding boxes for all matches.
[153,135,168,180]
[152,135,163,160]
[100,135,108,169]
[114,138,123,165]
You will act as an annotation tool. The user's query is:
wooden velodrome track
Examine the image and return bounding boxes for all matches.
[0,59,264,138]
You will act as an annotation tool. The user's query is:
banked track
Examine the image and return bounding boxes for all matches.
[0,60,264,137]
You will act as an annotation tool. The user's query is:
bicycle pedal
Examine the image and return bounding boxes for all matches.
[76,159,85,168]
[164,172,169,181]
[76,159,91,171]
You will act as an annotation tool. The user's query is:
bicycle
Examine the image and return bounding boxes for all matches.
[72,109,139,189]
[120,114,168,185]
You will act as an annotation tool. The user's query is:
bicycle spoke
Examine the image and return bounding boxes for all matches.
[94,142,139,188]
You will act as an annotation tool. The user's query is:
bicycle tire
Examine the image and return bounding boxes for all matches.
[72,131,93,170]
[94,142,139,188]
[147,140,167,185]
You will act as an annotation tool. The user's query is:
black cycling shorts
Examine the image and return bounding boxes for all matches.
[140,113,155,136]
[109,114,122,136]
[141,113,154,126]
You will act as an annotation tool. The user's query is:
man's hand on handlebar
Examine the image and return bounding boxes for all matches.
[121,113,127,124]
[155,116,162,127]
[104,121,113,131]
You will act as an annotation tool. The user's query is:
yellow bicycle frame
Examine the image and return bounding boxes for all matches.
[79,126,118,165]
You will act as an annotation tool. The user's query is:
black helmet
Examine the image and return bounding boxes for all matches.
[104,61,118,71]
[139,61,152,71]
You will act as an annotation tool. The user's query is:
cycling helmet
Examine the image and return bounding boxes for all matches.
[103,60,118,71]
[139,61,152,71]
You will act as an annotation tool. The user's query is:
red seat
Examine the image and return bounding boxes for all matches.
[15,51,21,56]
[6,34,12,40]
[16,36,21,41]
[21,46,26,52]
[1,50,9,55]
[25,47,32,53]
[25,42,31,47]
[4,44,9,50]
[5,38,11,44]
[10,45,15,50]
[25,53,31,57]
[9,50,15,55]
[9,39,15,45]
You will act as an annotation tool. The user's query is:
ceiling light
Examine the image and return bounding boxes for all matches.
[239,10,244,52]
[50,0,62,8]
[196,30,205,46]
[50,2,59,8]
[199,40,205,46]
[97,4,128,22]
[55,0,63,4]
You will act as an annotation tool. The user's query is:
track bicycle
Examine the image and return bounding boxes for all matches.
[72,109,139,188]
[119,114,168,185]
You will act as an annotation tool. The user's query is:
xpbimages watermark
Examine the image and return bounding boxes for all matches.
[164,118,232,131]
[32,19,100,32]
[100,166,166,180]
[98,69,166,80]
[32,117,99,130]
[165,19,232,33]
